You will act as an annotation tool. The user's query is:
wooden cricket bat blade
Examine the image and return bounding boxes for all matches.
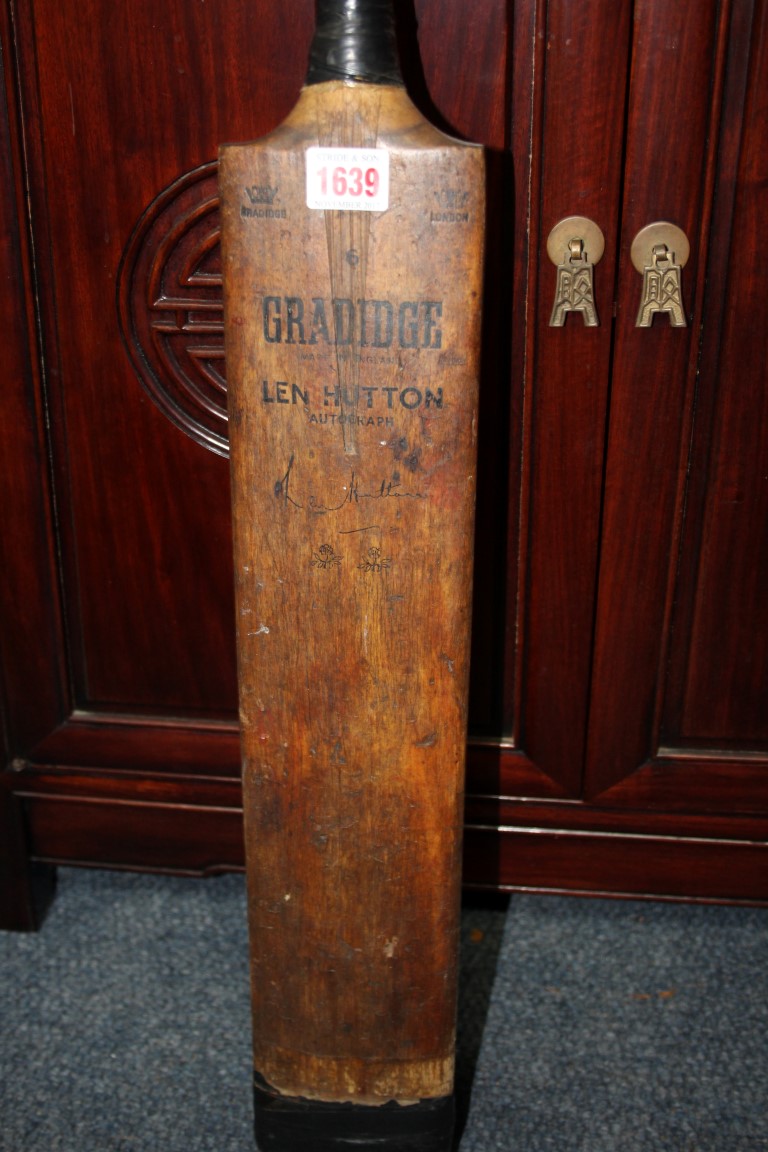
[220,3,485,1148]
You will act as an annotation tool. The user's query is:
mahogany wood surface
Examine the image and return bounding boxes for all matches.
[1,0,767,929]
[585,0,768,819]
[521,0,631,795]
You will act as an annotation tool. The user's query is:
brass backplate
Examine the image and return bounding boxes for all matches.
[630,222,690,272]
[547,216,605,266]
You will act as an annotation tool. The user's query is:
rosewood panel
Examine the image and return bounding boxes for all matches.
[0,3,66,755]
[668,0,768,747]
[521,0,632,795]
[585,0,768,820]
[1,4,63,927]
[585,0,730,799]
[8,0,318,716]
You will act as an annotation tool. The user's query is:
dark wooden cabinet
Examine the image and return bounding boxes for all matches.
[2,0,766,929]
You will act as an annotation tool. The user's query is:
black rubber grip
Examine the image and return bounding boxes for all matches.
[307,0,403,86]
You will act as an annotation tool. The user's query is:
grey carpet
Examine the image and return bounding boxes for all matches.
[0,868,765,1151]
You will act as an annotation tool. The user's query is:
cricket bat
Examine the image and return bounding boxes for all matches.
[219,2,485,1147]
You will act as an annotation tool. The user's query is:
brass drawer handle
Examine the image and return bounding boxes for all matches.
[547,216,605,328]
[631,222,690,327]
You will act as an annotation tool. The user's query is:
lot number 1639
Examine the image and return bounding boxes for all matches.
[306,147,390,212]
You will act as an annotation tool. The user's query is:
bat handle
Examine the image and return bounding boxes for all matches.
[307,0,404,87]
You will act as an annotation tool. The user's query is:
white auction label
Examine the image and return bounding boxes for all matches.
[306,147,390,212]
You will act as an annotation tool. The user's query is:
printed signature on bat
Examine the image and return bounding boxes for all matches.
[274,455,426,514]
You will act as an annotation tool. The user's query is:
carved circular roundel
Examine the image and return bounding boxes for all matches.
[118,161,229,457]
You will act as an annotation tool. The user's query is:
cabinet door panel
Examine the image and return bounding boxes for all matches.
[586,0,768,809]
[11,0,317,718]
[0,7,66,754]
[521,0,631,794]
[671,2,768,749]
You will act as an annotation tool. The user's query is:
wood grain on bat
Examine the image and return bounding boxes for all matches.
[221,72,484,1107]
